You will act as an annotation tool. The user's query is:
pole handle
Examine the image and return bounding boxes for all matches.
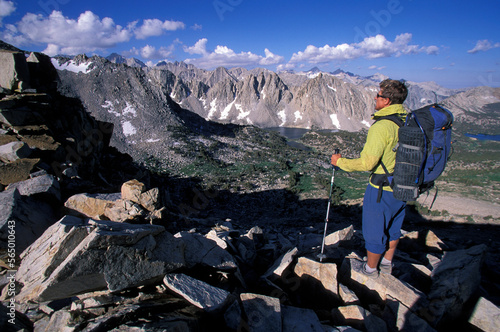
[332,148,340,170]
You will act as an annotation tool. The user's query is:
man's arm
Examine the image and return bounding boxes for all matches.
[332,124,385,172]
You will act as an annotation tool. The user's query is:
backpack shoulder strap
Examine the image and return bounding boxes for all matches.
[372,114,404,127]
[371,114,404,203]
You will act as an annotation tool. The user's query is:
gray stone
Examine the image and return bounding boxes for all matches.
[0,51,30,91]
[0,187,57,252]
[224,299,243,330]
[103,199,147,223]
[0,141,32,163]
[325,225,354,247]
[339,283,360,305]
[163,273,231,312]
[26,52,58,91]
[15,217,184,302]
[263,247,298,279]
[64,193,121,220]
[282,305,324,332]
[41,309,76,332]
[340,257,427,310]
[174,231,237,270]
[205,229,228,249]
[297,233,323,252]
[235,235,257,264]
[383,296,436,332]
[121,179,146,204]
[139,187,160,212]
[6,173,60,202]
[294,256,339,297]
[240,293,281,332]
[469,297,500,332]
[423,244,487,326]
[332,305,387,332]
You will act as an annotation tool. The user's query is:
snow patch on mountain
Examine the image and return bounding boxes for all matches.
[235,103,250,120]
[51,58,93,74]
[278,109,286,126]
[330,114,340,129]
[221,100,235,120]
[122,121,136,136]
[123,102,137,117]
[294,111,303,123]
[207,98,218,119]
[102,101,120,117]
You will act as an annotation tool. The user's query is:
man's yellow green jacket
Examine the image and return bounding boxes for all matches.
[336,104,407,191]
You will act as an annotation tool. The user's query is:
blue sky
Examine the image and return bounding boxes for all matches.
[1,0,499,89]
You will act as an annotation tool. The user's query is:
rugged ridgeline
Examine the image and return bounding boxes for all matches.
[68,54,465,132]
[53,54,500,180]
[441,86,500,128]
[1,44,500,332]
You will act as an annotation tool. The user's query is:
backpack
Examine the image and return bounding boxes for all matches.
[374,104,454,203]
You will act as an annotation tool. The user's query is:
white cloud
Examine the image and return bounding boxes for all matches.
[0,0,15,26]
[290,33,439,64]
[134,18,185,39]
[183,38,284,69]
[183,38,208,55]
[125,44,175,60]
[1,10,186,56]
[191,24,203,31]
[2,10,133,55]
[468,39,500,54]
[425,45,439,55]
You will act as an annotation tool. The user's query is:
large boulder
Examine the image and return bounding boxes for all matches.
[163,273,232,312]
[0,51,30,92]
[64,180,163,223]
[469,297,500,332]
[64,192,122,220]
[15,216,185,302]
[422,244,487,328]
[339,256,427,310]
[6,173,60,202]
[294,256,339,298]
[0,186,58,252]
[174,231,237,270]
[0,141,32,163]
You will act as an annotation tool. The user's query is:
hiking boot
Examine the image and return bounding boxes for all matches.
[380,262,393,275]
[358,262,379,278]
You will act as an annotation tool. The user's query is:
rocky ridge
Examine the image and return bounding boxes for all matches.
[56,56,466,132]
[0,44,499,332]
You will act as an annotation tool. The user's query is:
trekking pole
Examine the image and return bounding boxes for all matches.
[318,148,340,262]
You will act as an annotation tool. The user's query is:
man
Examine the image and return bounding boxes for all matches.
[331,79,408,277]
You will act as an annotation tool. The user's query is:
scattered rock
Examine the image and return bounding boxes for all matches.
[282,305,324,332]
[163,273,232,312]
[175,231,237,270]
[64,192,121,220]
[424,244,487,327]
[15,216,184,302]
[0,51,30,92]
[468,297,500,332]
[0,141,32,163]
[0,186,58,252]
[294,256,339,298]
[240,293,281,332]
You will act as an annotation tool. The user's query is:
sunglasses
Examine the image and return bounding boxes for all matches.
[376,93,389,99]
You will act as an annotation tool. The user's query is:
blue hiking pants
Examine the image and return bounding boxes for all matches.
[362,184,406,254]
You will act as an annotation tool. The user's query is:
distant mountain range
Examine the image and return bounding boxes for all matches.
[102,53,470,131]
[49,53,500,162]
